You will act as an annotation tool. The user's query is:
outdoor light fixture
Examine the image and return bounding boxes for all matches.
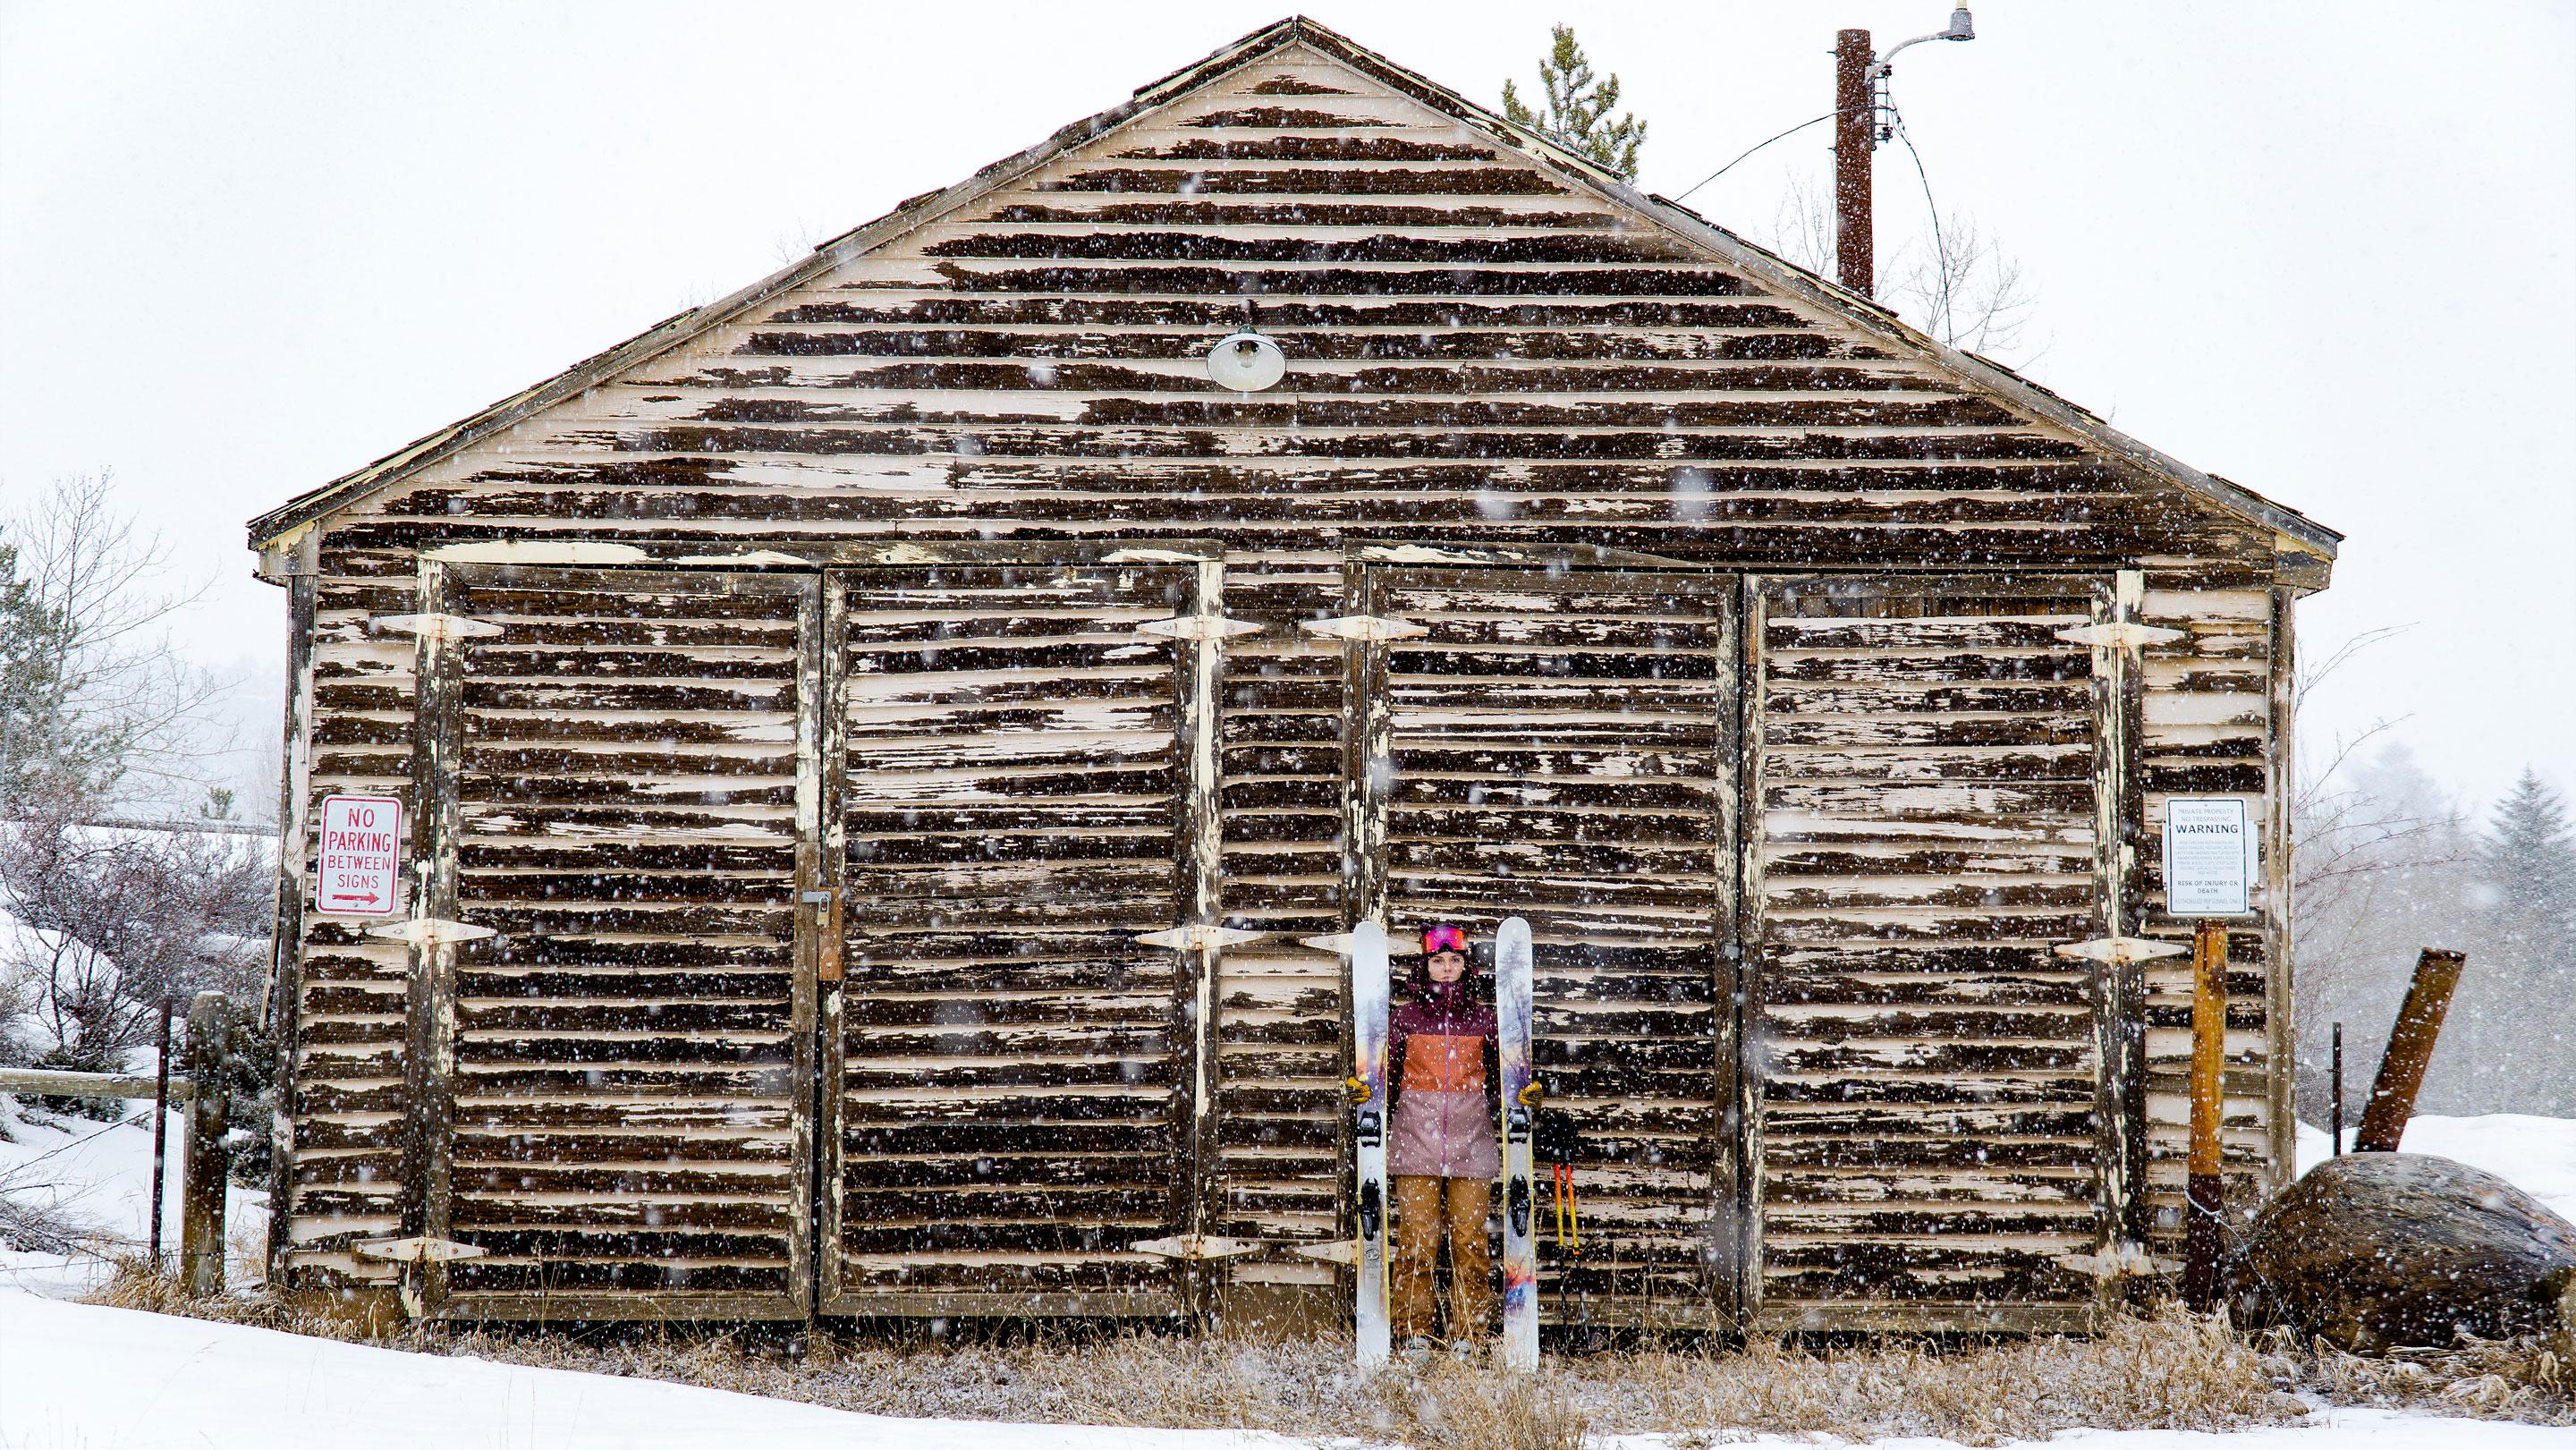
[1205,332,1288,391]
[1206,300,1287,391]
[1878,5,1975,73]
[1207,331,1286,391]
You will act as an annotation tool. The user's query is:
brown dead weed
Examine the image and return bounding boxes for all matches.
[85,1268,2573,1445]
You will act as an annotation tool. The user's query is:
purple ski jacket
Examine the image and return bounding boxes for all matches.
[1385,975,1500,1180]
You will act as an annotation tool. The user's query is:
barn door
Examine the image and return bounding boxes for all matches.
[1341,565,1741,1324]
[407,565,822,1320]
[818,558,1230,1316]
[1744,575,2123,1331]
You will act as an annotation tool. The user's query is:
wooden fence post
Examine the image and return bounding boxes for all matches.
[180,991,234,1296]
[2185,920,2227,1312]
[148,998,174,1268]
[2330,1022,2344,1158]
[2356,949,2467,1153]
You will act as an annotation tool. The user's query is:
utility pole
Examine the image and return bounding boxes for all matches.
[1832,9,1977,299]
[1834,29,1876,296]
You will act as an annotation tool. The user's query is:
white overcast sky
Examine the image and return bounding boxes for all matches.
[3,2,2570,810]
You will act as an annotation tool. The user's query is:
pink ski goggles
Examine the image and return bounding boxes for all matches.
[1420,924,1469,955]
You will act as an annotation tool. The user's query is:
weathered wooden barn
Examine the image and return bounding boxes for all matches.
[248,18,2339,1333]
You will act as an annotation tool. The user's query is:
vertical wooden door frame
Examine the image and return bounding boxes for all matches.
[1330,559,1391,1264]
[810,543,1232,1319]
[2095,571,2152,1251]
[1341,560,1743,1322]
[394,556,466,1318]
[1166,557,1229,1313]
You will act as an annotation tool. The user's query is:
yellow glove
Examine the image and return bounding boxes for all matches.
[1516,1081,1546,1108]
[1346,1075,1375,1106]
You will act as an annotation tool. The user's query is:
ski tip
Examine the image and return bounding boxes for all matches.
[1500,916,1531,949]
[1352,920,1387,953]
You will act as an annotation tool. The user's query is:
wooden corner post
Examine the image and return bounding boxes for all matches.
[2184,920,2227,1312]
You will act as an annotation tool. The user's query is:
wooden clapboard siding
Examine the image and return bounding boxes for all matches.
[2132,582,2284,1249]
[823,563,1196,1310]
[434,569,815,1313]
[254,24,2326,1323]
[1750,579,2108,1320]
[1367,568,1735,1318]
[321,45,2274,576]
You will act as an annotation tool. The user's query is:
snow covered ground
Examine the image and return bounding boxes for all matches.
[4,1106,2572,1448]
[0,1291,1297,1450]
[0,1089,266,1298]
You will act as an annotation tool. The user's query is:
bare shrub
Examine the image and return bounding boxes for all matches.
[0,805,268,1084]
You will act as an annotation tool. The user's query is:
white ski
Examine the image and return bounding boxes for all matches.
[1350,920,1393,1367]
[1496,915,1538,1371]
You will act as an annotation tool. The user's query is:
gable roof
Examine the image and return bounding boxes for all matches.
[246,14,2339,569]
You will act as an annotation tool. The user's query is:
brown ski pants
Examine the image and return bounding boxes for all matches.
[1393,1174,1492,1340]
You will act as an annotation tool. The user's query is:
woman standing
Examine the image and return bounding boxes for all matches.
[1385,922,1498,1356]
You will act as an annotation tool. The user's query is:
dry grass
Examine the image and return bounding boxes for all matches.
[2299,1334,2572,1427]
[81,1270,2575,1445]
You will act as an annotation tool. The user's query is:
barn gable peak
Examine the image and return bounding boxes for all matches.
[246,14,2337,572]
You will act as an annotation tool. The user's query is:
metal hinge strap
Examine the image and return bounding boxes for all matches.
[1136,924,1268,952]
[1135,615,1265,642]
[370,613,503,642]
[1299,615,1429,642]
[366,917,498,948]
[2055,621,2186,649]
[2054,935,2190,964]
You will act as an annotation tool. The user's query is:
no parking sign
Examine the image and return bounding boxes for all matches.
[317,793,403,916]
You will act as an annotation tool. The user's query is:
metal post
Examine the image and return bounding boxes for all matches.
[2185,920,2226,1312]
[2329,1022,2343,1158]
[2356,948,2467,1153]
[148,998,174,1269]
[180,992,234,1296]
[1834,28,1876,295]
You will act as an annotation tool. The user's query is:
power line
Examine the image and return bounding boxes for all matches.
[1672,112,1838,203]
[1887,103,1953,339]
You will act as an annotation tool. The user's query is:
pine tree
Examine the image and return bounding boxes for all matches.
[0,530,110,809]
[2479,767,2576,939]
[2457,767,2576,1115]
[1500,26,1647,182]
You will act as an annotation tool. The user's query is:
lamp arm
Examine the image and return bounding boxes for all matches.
[1875,30,1954,70]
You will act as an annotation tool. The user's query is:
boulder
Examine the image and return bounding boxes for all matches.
[2225,1150,2576,1352]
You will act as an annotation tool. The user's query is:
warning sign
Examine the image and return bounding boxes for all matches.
[317,793,403,916]
[2163,797,2256,918]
